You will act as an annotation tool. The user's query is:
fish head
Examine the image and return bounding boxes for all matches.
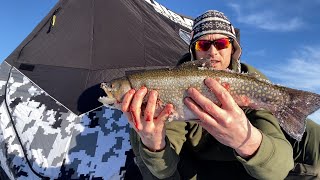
[99,77,131,106]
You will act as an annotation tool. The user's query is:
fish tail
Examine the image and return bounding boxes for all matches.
[274,88,320,141]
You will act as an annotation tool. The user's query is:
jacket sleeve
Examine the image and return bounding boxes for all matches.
[235,109,294,179]
[139,121,188,179]
[235,64,294,179]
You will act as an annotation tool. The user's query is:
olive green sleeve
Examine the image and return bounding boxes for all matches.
[139,121,188,179]
[235,109,294,179]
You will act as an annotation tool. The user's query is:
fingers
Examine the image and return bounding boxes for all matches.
[144,90,158,122]
[123,111,138,131]
[157,104,174,122]
[122,87,169,131]
[204,78,237,110]
[187,87,225,121]
[121,89,136,112]
[130,87,148,130]
[121,89,137,129]
[184,97,217,126]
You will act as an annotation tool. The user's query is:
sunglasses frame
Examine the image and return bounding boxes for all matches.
[193,38,233,52]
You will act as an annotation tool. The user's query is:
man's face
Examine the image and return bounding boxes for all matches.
[194,34,233,70]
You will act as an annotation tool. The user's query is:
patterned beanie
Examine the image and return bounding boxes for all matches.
[190,10,242,72]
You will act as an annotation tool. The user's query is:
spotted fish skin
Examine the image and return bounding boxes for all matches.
[100,65,320,141]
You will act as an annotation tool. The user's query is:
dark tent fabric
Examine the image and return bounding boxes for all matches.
[5,0,192,115]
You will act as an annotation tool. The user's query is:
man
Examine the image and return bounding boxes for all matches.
[122,10,319,179]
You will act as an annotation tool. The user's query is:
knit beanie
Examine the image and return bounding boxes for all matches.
[190,10,242,72]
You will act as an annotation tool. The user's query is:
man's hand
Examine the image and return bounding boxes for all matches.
[184,77,262,158]
[121,87,173,152]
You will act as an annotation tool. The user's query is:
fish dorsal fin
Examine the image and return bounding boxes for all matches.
[243,72,272,84]
[177,59,212,69]
[177,59,271,84]
[178,59,226,70]
[177,59,239,73]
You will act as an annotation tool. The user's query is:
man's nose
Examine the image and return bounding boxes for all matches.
[208,45,218,56]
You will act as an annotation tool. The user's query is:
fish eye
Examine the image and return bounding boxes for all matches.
[110,82,120,91]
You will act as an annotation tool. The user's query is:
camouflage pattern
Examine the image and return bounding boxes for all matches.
[0,62,132,179]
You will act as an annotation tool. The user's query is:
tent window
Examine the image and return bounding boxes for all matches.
[19,63,35,71]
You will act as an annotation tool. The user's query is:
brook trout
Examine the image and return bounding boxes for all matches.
[99,62,320,141]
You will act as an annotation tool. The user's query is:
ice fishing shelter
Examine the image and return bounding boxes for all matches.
[0,0,192,179]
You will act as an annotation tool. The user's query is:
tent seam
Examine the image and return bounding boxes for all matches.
[85,0,95,93]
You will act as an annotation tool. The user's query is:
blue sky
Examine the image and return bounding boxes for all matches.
[1,0,320,123]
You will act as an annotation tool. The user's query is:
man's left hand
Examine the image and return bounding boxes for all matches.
[184,77,262,158]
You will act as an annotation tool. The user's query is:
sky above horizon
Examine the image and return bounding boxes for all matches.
[1,0,320,124]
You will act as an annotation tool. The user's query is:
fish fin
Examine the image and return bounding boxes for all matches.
[244,72,272,84]
[98,96,116,105]
[178,59,213,69]
[274,88,320,141]
[167,110,179,122]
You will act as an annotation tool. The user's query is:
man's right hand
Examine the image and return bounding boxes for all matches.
[121,87,173,152]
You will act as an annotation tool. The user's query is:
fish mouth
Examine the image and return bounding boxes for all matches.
[99,83,117,105]
[100,83,114,98]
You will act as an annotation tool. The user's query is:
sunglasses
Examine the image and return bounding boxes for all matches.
[194,38,233,51]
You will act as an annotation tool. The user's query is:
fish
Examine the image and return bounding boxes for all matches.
[99,61,320,141]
